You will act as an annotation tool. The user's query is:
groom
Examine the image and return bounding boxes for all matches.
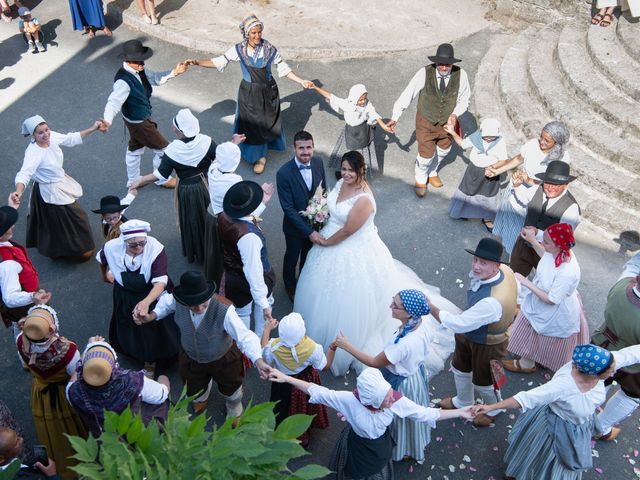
[276,131,327,302]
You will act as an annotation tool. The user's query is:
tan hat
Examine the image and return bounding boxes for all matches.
[82,346,116,386]
[23,310,53,341]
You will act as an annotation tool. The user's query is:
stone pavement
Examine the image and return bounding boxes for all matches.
[0,1,639,479]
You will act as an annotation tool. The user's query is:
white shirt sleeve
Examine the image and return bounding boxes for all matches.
[237,233,269,309]
[308,384,352,412]
[452,69,471,117]
[612,345,640,370]
[223,305,263,363]
[144,69,175,87]
[65,350,81,376]
[15,147,41,187]
[140,376,169,404]
[103,79,131,125]
[211,46,238,72]
[513,377,567,412]
[439,297,503,333]
[0,261,34,308]
[546,267,579,305]
[152,293,177,320]
[389,397,440,428]
[329,94,348,115]
[56,131,83,148]
[619,253,640,280]
[273,50,292,78]
[391,68,426,121]
[310,344,328,371]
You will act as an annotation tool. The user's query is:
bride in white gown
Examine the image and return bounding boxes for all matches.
[294,152,460,376]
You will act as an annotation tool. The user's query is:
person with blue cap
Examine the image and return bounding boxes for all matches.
[473,343,640,480]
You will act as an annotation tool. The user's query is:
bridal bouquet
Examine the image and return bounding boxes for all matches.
[300,185,329,229]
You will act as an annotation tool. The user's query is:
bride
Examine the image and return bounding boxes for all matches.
[294,151,460,376]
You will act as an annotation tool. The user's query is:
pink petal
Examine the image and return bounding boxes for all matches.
[595,467,604,474]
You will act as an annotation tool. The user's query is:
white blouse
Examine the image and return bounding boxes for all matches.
[207,166,266,217]
[262,341,327,375]
[308,384,440,439]
[328,94,381,127]
[460,136,508,168]
[521,252,581,338]
[15,132,84,205]
[514,345,640,425]
[212,46,292,78]
[383,322,431,377]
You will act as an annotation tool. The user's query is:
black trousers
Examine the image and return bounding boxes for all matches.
[282,233,312,292]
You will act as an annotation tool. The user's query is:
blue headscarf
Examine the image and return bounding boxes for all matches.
[395,290,430,344]
[572,344,612,375]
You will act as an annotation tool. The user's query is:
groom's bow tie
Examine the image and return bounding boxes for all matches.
[298,164,312,170]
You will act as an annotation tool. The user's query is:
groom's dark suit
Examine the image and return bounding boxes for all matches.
[276,156,327,298]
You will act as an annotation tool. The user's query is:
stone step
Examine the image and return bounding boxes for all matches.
[557,22,640,137]
[498,24,640,233]
[587,19,640,102]
[616,14,640,60]
[527,22,640,182]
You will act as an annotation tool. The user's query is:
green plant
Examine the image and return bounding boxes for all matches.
[0,458,21,480]
[67,395,330,480]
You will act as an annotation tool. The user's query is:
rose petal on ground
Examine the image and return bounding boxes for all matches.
[595,467,604,474]
[463,455,471,462]
[448,465,455,472]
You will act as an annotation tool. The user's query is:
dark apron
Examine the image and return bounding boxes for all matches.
[236,64,282,145]
[459,163,504,197]
[346,427,395,478]
[345,122,374,150]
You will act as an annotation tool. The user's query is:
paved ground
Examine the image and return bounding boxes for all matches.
[0,1,638,479]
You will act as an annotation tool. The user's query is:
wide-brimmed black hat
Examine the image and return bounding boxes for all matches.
[0,206,18,236]
[173,271,216,307]
[223,181,263,219]
[120,40,153,62]
[534,160,577,185]
[92,195,127,214]
[465,237,509,264]
[428,43,461,64]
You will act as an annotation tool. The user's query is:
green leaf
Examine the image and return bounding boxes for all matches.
[66,433,98,462]
[117,407,133,435]
[69,463,105,480]
[126,415,144,444]
[187,410,207,438]
[273,414,313,440]
[103,409,119,433]
[0,459,22,480]
[290,464,333,480]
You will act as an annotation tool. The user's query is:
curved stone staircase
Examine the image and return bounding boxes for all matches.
[474,11,640,239]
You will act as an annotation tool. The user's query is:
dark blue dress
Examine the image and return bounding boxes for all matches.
[68,0,106,31]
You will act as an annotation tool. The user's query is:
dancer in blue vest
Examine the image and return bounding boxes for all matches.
[100,40,189,188]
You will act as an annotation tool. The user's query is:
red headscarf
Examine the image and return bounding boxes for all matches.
[546,223,575,267]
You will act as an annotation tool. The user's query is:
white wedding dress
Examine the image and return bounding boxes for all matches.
[294,180,460,377]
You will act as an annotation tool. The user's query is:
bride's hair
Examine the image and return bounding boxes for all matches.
[341,151,367,186]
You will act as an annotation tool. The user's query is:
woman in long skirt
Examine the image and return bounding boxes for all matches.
[16,306,87,479]
[269,367,473,479]
[313,83,392,179]
[190,13,314,174]
[97,219,179,377]
[504,223,590,373]
[474,344,640,480]
[333,289,452,464]
[446,118,508,231]
[68,0,111,37]
[131,109,221,264]
[486,121,570,254]
[11,115,101,260]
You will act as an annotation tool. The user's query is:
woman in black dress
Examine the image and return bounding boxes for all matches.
[96,219,179,376]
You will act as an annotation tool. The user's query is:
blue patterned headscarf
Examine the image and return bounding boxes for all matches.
[572,344,613,375]
[395,290,430,344]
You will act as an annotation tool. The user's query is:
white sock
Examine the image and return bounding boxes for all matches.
[519,357,536,369]
[598,388,640,434]
[452,367,474,408]
[475,384,505,417]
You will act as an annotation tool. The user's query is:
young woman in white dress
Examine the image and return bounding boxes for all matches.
[294,151,458,376]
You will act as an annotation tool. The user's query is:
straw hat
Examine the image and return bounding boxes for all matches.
[82,346,116,386]
[23,310,53,341]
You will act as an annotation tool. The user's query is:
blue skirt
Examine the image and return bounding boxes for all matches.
[492,185,526,255]
[68,0,106,31]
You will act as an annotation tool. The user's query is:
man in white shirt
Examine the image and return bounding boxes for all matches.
[100,39,189,188]
[388,43,471,198]
[428,238,517,427]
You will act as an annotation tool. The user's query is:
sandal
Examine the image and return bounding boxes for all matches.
[482,219,494,232]
[591,12,604,25]
[102,26,112,36]
[88,29,95,38]
[600,13,613,27]
[502,358,537,374]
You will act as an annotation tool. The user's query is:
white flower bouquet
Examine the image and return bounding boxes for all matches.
[300,185,329,228]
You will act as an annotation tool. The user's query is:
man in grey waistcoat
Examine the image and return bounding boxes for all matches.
[141,270,272,416]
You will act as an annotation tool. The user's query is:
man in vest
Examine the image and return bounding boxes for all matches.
[388,43,471,198]
[100,39,189,188]
[217,181,276,337]
[143,270,271,416]
[0,204,50,335]
[428,238,517,427]
[510,160,581,277]
[593,253,640,441]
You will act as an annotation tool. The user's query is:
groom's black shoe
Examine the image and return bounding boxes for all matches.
[286,287,296,303]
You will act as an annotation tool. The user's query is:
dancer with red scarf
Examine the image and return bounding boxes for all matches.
[504,223,590,373]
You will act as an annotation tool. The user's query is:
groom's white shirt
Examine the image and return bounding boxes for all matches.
[294,157,313,191]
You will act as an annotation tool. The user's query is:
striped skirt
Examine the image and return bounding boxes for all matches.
[391,365,430,462]
[492,184,526,255]
[505,405,587,480]
[507,306,590,372]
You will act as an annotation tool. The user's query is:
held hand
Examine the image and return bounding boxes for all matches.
[309,231,323,244]
[302,80,316,89]
[379,122,393,134]
[99,119,110,133]
[443,123,454,134]
[32,290,51,305]
[255,358,273,380]
[8,192,21,209]
[231,133,246,145]
[133,302,150,320]
[35,458,57,477]
[263,307,275,325]
[484,167,497,179]
[514,272,526,284]
[105,271,115,285]
[174,61,189,76]
[386,120,397,133]
[88,335,105,343]
[92,120,103,131]
[268,368,287,383]
[333,331,350,350]
[447,113,458,127]
[261,182,274,204]
[264,316,279,333]
[520,226,537,243]
[458,406,475,420]
[184,58,198,66]
[129,178,143,190]
[128,187,138,197]
[471,404,491,416]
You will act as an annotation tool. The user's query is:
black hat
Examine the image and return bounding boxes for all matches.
[0,206,18,237]
[428,43,461,64]
[534,160,577,185]
[223,181,263,219]
[173,271,216,307]
[465,237,509,264]
[92,195,127,214]
[120,40,153,62]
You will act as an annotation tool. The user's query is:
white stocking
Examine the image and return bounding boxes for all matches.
[598,388,640,434]
[452,367,474,408]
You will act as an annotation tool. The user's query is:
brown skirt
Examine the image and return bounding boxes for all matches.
[26,182,95,258]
